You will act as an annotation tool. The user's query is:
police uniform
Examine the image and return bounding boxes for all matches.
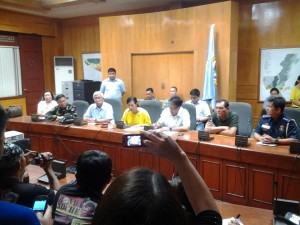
[254,114,299,139]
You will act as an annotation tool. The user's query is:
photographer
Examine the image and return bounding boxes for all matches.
[0,145,60,208]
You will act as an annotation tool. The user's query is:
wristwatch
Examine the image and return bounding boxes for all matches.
[274,138,279,144]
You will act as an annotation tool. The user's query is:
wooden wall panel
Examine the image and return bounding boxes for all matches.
[0,98,27,115]
[100,2,239,105]
[62,16,100,80]
[237,0,300,128]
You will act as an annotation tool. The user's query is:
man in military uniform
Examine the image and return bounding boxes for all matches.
[46,94,77,121]
[254,95,299,145]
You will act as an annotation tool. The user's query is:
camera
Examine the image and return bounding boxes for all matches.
[122,134,145,147]
[32,153,53,165]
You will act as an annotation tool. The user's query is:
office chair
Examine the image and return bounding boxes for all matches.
[284,107,300,139]
[181,103,196,130]
[139,100,162,124]
[72,100,89,119]
[104,98,123,121]
[229,102,253,137]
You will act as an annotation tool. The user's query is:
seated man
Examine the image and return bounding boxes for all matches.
[205,99,238,137]
[45,94,77,120]
[254,95,299,145]
[144,87,157,100]
[83,91,114,123]
[185,88,211,131]
[0,144,60,208]
[52,150,112,225]
[155,96,190,132]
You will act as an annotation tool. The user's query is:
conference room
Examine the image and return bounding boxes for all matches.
[1,0,300,224]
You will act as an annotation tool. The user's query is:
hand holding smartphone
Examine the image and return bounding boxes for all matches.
[32,195,48,215]
[122,134,145,147]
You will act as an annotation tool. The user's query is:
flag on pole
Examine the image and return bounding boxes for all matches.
[202,24,217,109]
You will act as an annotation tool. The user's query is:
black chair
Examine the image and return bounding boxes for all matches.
[139,100,162,124]
[104,98,123,121]
[284,107,300,139]
[72,100,89,119]
[181,103,196,130]
[229,102,253,137]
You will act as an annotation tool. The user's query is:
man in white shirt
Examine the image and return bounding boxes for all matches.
[186,88,211,131]
[99,68,126,99]
[155,96,190,132]
[83,91,114,123]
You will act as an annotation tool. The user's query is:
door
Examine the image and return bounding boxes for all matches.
[19,34,45,115]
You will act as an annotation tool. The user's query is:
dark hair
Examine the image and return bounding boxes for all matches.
[267,95,286,112]
[216,99,229,108]
[92,168,186,225]
[76,150,112,193]
[126,96,138,105]
[270,88,280,94]
[55,94,66,101]
[170,86,177,91]
[169,96,183,107]
[108,68,116,73]
[189,88,200,97]
[0,105,8,136]
[295,75,300,86]
[146,88,154,93]
[42,91,55,100]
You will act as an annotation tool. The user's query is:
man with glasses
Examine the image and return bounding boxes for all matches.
[100,68,126,99]
[155,96,190,132]
[254,96,298,145]
[204,99,238,136]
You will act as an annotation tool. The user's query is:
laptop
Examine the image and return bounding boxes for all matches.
[37,160,66,184]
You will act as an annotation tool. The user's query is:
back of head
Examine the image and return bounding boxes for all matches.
[0,105,8,135]
[0,143,23,178]
[76,150,112,193]
[92,168,186,225]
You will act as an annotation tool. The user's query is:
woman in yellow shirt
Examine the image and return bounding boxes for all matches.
[121,97,151,126]
[290,75,300,108]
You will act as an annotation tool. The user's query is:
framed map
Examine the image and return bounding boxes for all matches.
[82,53,101,81]
[259,47,300,102]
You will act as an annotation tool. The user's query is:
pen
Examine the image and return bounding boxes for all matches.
[234,214,241,224]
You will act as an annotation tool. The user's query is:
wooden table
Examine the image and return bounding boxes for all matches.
[8,116,300,210]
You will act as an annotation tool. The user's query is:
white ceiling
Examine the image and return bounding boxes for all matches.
[0,0,200,19]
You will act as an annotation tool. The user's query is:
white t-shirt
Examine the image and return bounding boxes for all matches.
[157,107,190,128]
[37,100,58,115]
[185,100,211,122]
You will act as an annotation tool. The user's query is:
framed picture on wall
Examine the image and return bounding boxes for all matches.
[259,47,300,102]
[82,53,101,81]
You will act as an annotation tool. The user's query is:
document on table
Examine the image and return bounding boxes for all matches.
[256,141,277,147]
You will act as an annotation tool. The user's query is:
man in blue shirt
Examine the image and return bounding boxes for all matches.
[254,96,299,145]
[100,68,126,99]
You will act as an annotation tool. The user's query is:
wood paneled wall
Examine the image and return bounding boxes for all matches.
[0,98,27,115]
[99,1,239,104]
[237,0,300,127]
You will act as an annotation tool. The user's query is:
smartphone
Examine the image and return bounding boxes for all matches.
[122,134,145,147]
[285,212,300,225]
[32,195,48,214]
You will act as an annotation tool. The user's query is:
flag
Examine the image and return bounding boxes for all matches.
[202,24,217,109]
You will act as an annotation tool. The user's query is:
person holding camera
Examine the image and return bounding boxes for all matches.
[0,145,60,208]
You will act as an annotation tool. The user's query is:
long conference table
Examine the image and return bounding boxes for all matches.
[7,116,300,210]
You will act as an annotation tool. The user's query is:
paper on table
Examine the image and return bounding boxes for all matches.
[256,141,277,147]
[222,217,244,225]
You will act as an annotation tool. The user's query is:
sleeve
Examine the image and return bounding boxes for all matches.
[230,112,239,128]
[290,86,296,100]
[37,101,42,114]
[202,102,211,117]
[99,80,106,94]
[69,105,77,118]
[106,104,114,120]
[182,109,191,127]
[142,111,152,125]
[83,105,92,119]
[45,105,57,117]
[120,80,126,93]
[157,108,167,126]
[121,109,129,123]
[254,118,263,135]
[287,119,299,139]
[193,210,222,225]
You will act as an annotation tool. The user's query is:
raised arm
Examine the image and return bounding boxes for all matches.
[142,131,219,215]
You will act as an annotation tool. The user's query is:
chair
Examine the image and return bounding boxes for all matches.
[181,103,196,130]
[229,102,253,137]
[139,100,162,124]
[72,100,89,119]
[104,98,123,121]
[284,107,300,139]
